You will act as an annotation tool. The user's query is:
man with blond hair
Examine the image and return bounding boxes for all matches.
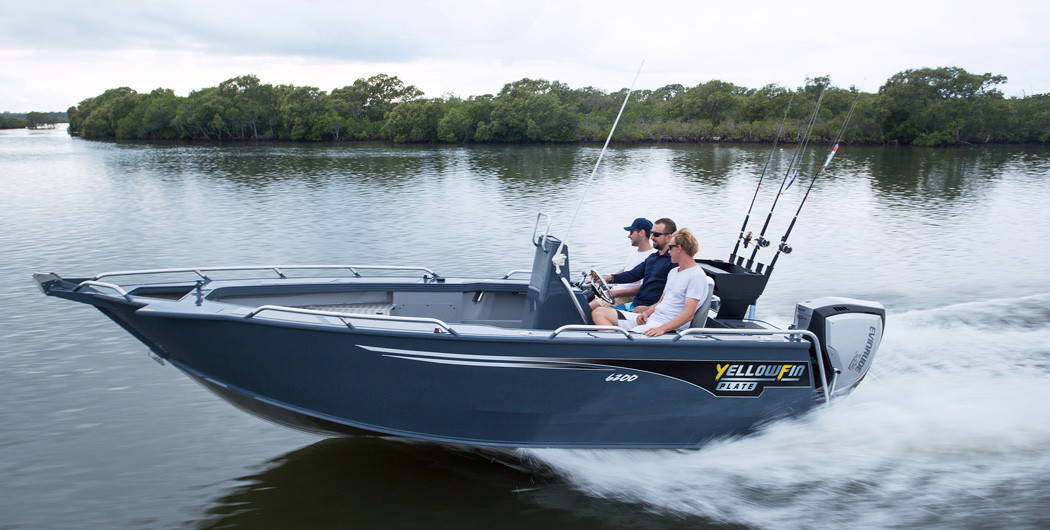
[592,228,711,337]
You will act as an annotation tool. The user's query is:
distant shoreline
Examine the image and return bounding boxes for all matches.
[0,111,67,130]
[64,68,1050,146]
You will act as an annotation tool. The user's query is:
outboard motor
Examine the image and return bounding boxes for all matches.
[793,297,885,399]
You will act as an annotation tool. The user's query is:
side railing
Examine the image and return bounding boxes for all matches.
[90,265,442,283]
[69,265,533,298]
[72,280,133,301]
[548,325,634,340]
[244,305,459,336]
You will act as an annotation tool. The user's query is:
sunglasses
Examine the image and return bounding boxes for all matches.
[668,244,679,250]
[651,231,668,237]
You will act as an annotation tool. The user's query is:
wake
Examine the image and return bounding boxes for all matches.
[521,294,1050,528]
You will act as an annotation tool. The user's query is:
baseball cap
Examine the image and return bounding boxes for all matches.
[624,218,653,231]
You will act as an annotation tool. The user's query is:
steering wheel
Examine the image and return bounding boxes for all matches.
[588,269,615,305]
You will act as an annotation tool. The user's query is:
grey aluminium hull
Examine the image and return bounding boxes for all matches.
[140,309,816,448]
[34,237,884,449]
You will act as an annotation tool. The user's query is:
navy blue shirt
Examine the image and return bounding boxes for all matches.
[610,251,675,307]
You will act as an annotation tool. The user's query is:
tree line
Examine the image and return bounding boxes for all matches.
[66,67,1050,146]
[1,111,66,129]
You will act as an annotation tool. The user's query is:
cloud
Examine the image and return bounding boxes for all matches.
[2,0,1049,111]
[1,1,590,63]
[2,1,421,61]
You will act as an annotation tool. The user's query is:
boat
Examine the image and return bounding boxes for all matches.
[33,213,885,449]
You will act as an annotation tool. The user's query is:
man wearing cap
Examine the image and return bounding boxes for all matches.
[589,217,656,310]
[593,228,710,336]
[592,218,677,315]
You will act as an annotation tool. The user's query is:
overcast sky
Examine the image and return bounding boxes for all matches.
[2,0,1048,112]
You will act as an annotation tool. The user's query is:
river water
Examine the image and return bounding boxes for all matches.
[2,126,1049,528]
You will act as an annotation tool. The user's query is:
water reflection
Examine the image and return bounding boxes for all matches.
[864,146,1037,200]
[191,438,718,529]
[667,144,758,186]
[105,143,472,191]
[85,142,1050,223]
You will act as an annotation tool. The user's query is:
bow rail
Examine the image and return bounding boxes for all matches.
[88,265,442,283]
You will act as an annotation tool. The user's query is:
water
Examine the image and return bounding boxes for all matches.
[2,126,1049,528]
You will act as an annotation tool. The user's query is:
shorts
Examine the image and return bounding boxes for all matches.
[595,295,634,309]
[614,310,662,334]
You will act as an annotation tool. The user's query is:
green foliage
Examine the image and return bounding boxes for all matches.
[1,111,65,129]
[26,111,58,128]
[381,99,445,142]
[1013,94,1050,143]
[877,67,1012,145]
[65,68,1050,145]
[68,87,137,137]
[436,96,492,143]
[665,80,750,124]
[476,85,579,142]
[741,84,791,123]
[0,116,28,129]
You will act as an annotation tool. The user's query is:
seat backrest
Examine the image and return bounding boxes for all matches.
[690,276,716,328]
[520,235,586,329]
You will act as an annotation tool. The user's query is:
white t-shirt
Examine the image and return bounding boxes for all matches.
[614,248,656,289]
[632,265,710,333]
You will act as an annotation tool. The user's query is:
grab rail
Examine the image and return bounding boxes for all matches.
[73,280,134,301]
[501,270,531,279]
[244,305,459,336]
[560,277,589,323]
[548,325,635,340]
[91,265,442,283]
[532,213,552,247]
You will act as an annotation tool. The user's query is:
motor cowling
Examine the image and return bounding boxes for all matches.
[793,297,885,398]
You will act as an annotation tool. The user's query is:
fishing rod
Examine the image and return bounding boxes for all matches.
[552,60,644,272]
[744,85,827,270]
[729,91,796,265]
[766,88,863,274]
